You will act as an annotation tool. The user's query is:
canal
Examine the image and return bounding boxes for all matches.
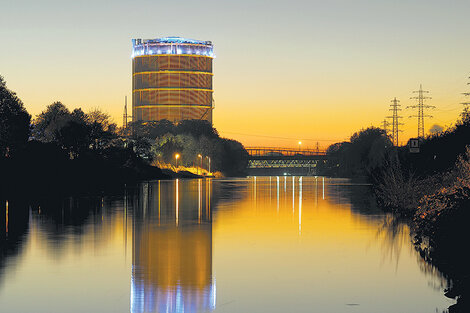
[0,177,453,312]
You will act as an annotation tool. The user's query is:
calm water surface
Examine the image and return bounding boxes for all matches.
[0,177,453,312]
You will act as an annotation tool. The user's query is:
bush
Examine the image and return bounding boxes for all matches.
[130,119,248,176]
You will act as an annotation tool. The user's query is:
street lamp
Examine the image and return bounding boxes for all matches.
[198,154,202,175]
[298,141,302,152]
[175,153,180,170]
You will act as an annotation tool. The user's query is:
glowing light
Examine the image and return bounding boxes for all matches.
[269,176,272,199]
[276,176,280,213]
[175,153,180,169]
[299,176,302,235]
[143,183,148,218]
[198,179,202,222]
[292,176,295,214]
[133,87,214,92]
[175,179,179,226]
[211,279,217,310]
[158,180,161,224]
[315,177,318,207]
[254,176,257,202]
[132,37,214,58]
[5,200,8,235]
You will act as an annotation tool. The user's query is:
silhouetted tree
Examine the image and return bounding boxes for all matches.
[325,141,351,176]
[32,101,70,142]
[218,138,249,176]
[146,119,174,138]
[0,76,31,157]
[326,127,392,177]
[56,109,90,157]
[131,137,153,162]
[129,119,175,139]
[349,127,392,175]
[131,119,218,140]
[32,104,118,157]
[86,109,117,149]
[175,119,218,139]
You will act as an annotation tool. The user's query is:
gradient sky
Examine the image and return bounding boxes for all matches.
[1,0,470,148]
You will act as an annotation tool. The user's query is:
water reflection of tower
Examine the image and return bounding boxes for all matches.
[131,179,216,313]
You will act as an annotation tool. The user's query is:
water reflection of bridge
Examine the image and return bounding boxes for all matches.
[246,147,327,175]
[131,179,216,313]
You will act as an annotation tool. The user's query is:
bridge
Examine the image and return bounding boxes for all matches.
[245,147,328,175]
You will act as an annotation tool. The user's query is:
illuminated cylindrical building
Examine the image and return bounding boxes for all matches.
[132,37,214,124]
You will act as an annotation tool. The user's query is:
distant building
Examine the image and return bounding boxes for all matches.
[131,37,214,124]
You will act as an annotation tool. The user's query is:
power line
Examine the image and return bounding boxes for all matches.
[218,131,345,142]
[435,106,463,113]
[433,117,456,127]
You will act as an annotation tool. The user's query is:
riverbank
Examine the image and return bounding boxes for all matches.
[0,154,220,200]
[0,142,171,199]
[373,149,470,312]
[411,170,470,313]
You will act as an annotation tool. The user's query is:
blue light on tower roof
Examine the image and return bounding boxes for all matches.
[131,36,214,58]
[156,36,212,45]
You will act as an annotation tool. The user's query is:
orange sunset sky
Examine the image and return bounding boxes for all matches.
[1,0,470,149]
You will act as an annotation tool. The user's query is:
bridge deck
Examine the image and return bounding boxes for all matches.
[246,147,326,157]
[246,147,328,171]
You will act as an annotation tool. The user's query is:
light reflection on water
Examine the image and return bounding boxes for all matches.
[131,179,215,313]
[0,177,453,313]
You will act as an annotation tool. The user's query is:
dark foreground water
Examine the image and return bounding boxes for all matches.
[0,177,453,312]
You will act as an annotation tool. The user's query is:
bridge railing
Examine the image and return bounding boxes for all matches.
[245,146,327,157]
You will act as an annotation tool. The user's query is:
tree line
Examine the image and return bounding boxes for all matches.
[0,75,248,196]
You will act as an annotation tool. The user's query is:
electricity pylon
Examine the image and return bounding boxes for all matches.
[461,76,470,121]
[381,118,391,135]
[122,96,133,137]
[123,96,128,129]
[386,97,403,146]
[408,84,434,139]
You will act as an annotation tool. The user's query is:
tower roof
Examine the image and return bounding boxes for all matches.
[132,36,214,58]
